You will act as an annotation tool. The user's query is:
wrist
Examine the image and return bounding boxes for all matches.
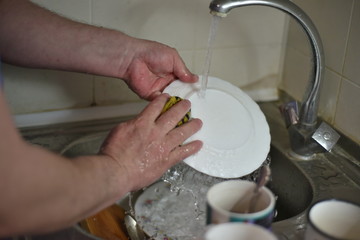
[72,154,130,208]
[100,154,133,198]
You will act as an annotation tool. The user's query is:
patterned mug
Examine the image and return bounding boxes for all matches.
[206,180,276,229]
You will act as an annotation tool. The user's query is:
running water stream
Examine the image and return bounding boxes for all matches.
[200,15,222,98]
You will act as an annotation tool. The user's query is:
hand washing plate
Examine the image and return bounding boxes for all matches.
[163,76,270,178]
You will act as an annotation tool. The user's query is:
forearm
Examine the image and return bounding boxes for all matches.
[0,141,130,236]
[0,0,132,78]
[0,93,129,236]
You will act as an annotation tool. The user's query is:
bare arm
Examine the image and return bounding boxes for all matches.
[0,0,112,73]
[0,92,202,236]
[0,0,128,77]
[0,91,128,235]
[0,0,198,100]
[0,0,203,236]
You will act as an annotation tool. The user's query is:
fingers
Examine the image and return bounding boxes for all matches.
[139,93,170,121]
[159,119,203,169]
[165,118,203,146]
[156,98,192,133]
[146,77,173,100]
[169,140,203,165]
[148,90,161,101]
[172,52,198,83]
[139,93,193,133]
[138,93,203,166]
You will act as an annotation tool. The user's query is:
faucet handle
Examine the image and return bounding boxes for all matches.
[280,101,299,128]
[312,122,340,152]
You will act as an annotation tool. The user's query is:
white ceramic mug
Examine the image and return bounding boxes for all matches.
[305,199,360,240]
[206,180,276,228]
[203,222,278,240]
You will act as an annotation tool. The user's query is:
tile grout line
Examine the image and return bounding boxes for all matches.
[333,0,355,125]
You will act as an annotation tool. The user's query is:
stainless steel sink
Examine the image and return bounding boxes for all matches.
[59,132,314,222]
[268,145,313,222]
[261,101,360,240]
[20,100,360,240]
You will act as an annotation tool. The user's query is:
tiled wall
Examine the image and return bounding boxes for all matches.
[280,0,360,144]
[3,0,358,144]
[3,0,286,114]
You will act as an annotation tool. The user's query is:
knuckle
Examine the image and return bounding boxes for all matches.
[134,116,148,129]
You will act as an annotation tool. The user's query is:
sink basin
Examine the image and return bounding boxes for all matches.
[21,100,360,240]
[268,146,313,222]
[56,127,313,239]
[61,132,313,222]
[260,101,360,240]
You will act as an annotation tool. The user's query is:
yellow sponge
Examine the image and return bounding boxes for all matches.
[161,96,191,127]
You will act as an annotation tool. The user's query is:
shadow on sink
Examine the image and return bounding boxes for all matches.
[268,146,313,222]
[61,131,313,226]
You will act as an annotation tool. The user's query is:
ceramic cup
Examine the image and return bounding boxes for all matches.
[206,180,275,228]
[203,222,278,240]
[305,199,360,240]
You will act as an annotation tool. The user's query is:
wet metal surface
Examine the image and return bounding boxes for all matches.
[20,101,360,240]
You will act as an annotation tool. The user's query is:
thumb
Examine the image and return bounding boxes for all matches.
[148,90,162,101]
[173,57,199,83]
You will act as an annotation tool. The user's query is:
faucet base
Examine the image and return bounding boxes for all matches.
[287,122,340,158]
[311,122,340,152]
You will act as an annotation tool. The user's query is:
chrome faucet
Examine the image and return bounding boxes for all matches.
[209,0,339,158]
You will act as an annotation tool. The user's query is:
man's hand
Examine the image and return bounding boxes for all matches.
[100,94,203,190]
[119,38,198,100]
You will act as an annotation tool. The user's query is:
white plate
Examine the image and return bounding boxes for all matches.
[163,76,270,178]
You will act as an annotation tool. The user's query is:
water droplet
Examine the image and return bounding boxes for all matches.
[137,158,271,239]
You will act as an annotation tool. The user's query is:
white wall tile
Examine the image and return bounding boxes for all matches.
[31,0,91,23]
[5,0,286,118]
[334,79,360,142]
[194,45,283,88]
[3,64,93,114]
[343,1,360,86]
[90,0,199,106]
[91,0,286,104]
[318,69,342,123]
[178,50,195,73]
[281,51,342,125]
[291,0,353,74]
[194,5,287,49]
[286,18,312,57]
[280,47,311,101]
[94,76,140,106]
[92,0,197,50]
[3,1,93,115]
[283,0,360,144]
[4,0,358,145]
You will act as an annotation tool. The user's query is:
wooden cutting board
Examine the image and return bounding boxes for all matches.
[80,204,129,240]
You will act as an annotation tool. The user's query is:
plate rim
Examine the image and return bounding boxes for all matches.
[163,76,270,178]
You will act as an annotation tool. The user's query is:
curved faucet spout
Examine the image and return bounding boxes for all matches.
[210,0,324,128]
[209,0,334,157]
